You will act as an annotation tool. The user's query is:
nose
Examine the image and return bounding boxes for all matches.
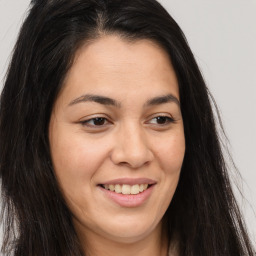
[110,123,154,169]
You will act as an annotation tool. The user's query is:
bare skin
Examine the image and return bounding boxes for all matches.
[49,35,185,256]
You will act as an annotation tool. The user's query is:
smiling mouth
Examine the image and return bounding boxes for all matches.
[100,184,151,195]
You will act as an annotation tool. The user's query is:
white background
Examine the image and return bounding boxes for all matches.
[0,0,255,250]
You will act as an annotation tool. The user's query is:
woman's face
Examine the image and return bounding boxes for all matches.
[49,35,185,244]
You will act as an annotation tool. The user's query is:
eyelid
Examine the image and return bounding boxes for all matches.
[146,113,175,123]
[79,115,112,128]
[78,113,176,129]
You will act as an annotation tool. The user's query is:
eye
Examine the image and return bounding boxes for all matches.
[80,117,109,127]
[148,116,175,125]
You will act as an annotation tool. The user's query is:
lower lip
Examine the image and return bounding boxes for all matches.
[99,185,155,208]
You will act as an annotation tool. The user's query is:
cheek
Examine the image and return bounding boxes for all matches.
[155,130,185,174]
[49,129,108,195]
[148,130,185,220]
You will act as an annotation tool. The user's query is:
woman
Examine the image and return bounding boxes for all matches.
[0,0,255,255]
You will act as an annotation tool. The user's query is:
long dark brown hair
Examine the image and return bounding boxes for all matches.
[0,0,255,255]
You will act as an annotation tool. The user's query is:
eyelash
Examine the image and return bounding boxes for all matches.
[80,117,110,127]
[80,115,175,128]
[147,116,175,125]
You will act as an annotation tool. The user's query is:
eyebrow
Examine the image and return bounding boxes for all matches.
[144,94,180,107]
[68,94,121,108]
[68,93,180,108]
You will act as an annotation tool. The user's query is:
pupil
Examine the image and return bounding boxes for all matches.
[94,118,105,125]
[156,116,167,124]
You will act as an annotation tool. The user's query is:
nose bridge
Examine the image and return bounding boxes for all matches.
[111,120,153,168]
[123,121,146,152]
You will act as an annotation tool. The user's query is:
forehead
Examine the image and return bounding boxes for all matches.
[59,35,179,105]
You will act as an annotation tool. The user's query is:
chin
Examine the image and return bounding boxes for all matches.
[75,214,162,244]
[99,216,161,243]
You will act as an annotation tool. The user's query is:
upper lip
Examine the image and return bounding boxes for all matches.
[100,178,157,186]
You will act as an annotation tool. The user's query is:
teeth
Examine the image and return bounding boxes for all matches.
[109,184,115,191]
[102,184,149,195]
[139,184,145,192]
[144,184,148,190]
[103,184,109,190]
[131,184,140,195]
[122,184,131,195]
[114,184,122,193]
